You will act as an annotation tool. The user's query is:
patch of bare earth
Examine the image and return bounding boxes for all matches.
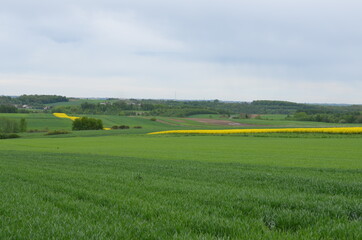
[138,117,183,126]
[187,118,261,127]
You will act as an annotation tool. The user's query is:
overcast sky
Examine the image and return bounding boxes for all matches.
[1,0,362,103]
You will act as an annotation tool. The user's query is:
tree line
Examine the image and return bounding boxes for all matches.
[0,118,27,133]
[2,95,362,119]
[290,111,362,123]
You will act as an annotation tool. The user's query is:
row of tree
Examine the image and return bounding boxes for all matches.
[0,105,18,113]
[0,115,103,133]
[0,118,27,133]
[51,101,223,117]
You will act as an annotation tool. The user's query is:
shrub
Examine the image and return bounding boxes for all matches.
[72,117,103,130]
[111,125,130,129]
[150,118,157,121]
[45,130,70,135]
[133,126,142,129]
[27,129,48,133]
[0,133,20,139]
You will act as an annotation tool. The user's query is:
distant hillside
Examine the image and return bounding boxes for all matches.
[1,96,362,116]
[0,95,68,109]
[48,98,362,116]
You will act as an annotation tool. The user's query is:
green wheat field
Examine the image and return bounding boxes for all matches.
[1,113,361,239]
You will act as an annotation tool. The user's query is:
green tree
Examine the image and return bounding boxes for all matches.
[19,118,27,132]
[0,105,17,113]
[0,117,19,133]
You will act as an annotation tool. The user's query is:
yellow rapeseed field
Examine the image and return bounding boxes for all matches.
[52,113,80,121]
[148,127,362,135]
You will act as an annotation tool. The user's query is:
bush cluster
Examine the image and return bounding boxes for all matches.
[45,130,70,135]
[0,133,20,139]
[72,117,103,130]
[111,125,130,129]
[27,129,48,133]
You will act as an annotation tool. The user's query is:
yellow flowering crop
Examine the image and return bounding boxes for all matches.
[148,127,362,135]
[52,113,80,121]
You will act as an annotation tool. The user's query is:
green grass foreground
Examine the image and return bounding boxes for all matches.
[1,134,362,239]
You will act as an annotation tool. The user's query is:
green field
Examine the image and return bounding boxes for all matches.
[1,113,361,239]
[2,113,361,133]
[0,113,182,133]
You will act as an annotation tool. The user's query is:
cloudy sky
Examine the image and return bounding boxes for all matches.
[1,0,361,103]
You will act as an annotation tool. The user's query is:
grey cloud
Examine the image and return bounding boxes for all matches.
[0,0,362,103]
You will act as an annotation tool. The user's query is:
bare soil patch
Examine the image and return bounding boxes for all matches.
[170,118,188,123]
[249,114,261,118]
[156,119,180,126]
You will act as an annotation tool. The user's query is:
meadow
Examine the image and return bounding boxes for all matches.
[0,113,361,239]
